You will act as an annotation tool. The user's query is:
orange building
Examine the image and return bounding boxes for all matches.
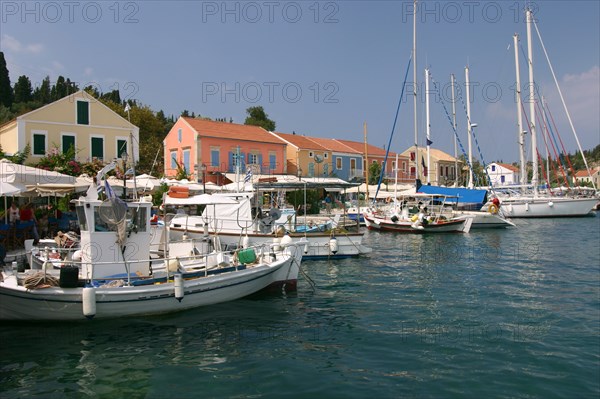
[163,117,287,183]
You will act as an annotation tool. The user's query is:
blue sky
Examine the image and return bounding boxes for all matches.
[1,0,598,164]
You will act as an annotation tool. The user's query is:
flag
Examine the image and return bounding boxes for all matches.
[97,160,117,183]
[426,138,433,146]
[124,103,131,113]
[421,156,426,168]
[124,168,135,176]
[244,167,252,183]
[105,180,117,199]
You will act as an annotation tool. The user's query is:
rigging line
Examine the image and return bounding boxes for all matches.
[546,102,579,187]
[453,76,492,187]
[532,14,595,190]
[373,54,412,203]
[429,76,479,186]
[535,103,562,187]
[538,101,569,187]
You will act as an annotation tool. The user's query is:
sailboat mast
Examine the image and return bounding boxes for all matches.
[513,33,527,188]
[450,74,458,187]
[425,67,431,184]
[465,66,474,188]
[363,121,370,201]
[412,0,419,184]
[526,8,538,196]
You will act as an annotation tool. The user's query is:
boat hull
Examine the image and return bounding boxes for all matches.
[0,255,296,321]
[363,213,472,233]
[169,228,371,259]
[499,197,596,218]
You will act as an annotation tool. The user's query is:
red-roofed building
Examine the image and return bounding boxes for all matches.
[574,167,600,187]
[485,162,521,186]
[270,132,330,178]
[335,140,411,183]
[304,137,363,181]
[164,117,287,182]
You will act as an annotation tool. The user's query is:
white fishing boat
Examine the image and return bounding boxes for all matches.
[363,194,473,234]
[166,192,371,260]
[0,181,304,321]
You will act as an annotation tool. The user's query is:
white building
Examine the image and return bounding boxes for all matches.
[486,162,520,186]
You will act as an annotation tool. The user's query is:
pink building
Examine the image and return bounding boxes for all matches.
[164,117,287,183]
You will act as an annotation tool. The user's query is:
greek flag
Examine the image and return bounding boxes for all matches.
[105,180,117,199]
[244,167,252,183]
[124,103,131,113]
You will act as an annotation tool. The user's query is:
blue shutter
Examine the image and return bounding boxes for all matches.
[228,152,233,172]
[240,152,245,170]
[258,154,263,173]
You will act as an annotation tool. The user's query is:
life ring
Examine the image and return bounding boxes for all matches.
[488,204,499,214]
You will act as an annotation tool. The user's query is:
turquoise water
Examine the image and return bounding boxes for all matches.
[1,216,599,398]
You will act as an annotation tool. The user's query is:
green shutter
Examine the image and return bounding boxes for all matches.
[77,101,89,125]
[117,140,127,157]
[62,135,75,155]
[91,137,103,159]
[33,134,45,155]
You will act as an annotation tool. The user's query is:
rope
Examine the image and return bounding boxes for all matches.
[374,54,412,203]
[23,272,59,290]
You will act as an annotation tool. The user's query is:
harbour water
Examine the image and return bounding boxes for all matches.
[1,215,599,398]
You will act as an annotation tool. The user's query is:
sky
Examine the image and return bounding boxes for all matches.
[1,0,599,164]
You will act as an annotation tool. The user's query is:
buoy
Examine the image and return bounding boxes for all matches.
[272,236,281,251]
[73,249,82,261]
[488,204,499,214]
[174,273,184,302]
[525,202,529,211]
[82,286,96,318]
[280,233,293,248]
[329,237,338,254]
[304,242,309,254]
[548,201,554,207]
[242,235,250,248]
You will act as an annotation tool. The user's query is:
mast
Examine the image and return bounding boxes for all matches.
[450,73,458,187]
[526,8,538,196]
[363,122,370,201]
[412,0,419,184]
[513,33,527,187]
[465,66,474,188]
[425,67,431,184]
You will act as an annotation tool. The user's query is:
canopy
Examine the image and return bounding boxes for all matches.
[164,193,239,206]
[0,159,76,185]
[417,185,488,206]
[0,181,26,196]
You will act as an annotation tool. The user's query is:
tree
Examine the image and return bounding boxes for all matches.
[0,52,13,107]
[244,106,276,131]
[33,76,52,104]
[13,75,33,103]
[368,162,382,184]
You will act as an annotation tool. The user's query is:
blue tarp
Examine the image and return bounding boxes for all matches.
[417,185,488,207]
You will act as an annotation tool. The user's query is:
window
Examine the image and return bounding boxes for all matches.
[269,153,277,170]
[336,157,342,169]
[170,150,178,169]
[402,161,407,171]
[32,131,47,156]
[350,158,356,171]
[491,165,496,172]
[324,153,328,159]
[77,100,89,125]
[62,134,75,155]
[308,162,315,177]
[117,139,127,158]
[178,128,182,143]
[392,161,396,170]
[249,153,258,164]
[182,149,190,174]
[308,151,314,158]
[91,137,104,160]
[211,148,220,167]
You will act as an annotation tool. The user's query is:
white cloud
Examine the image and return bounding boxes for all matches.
[51,61,64,71]
[84,67,94,77]
[1,34,43,54]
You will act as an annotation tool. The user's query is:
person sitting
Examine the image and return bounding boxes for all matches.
[8,202,19,225]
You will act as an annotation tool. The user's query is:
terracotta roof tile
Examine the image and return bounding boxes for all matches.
[497,163,520,172]
[306,137,362,154]
[335,139,396,157]
[273,132,328,151]
[183,117,284,144]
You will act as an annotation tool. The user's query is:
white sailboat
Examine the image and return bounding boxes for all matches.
[493,9,597,218]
